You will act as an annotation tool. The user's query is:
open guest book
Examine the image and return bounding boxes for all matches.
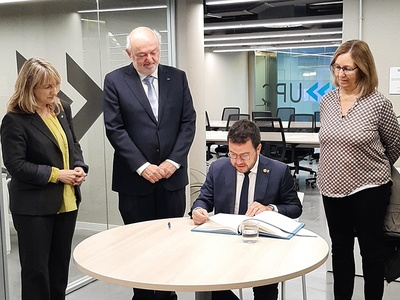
[191,211,305,239]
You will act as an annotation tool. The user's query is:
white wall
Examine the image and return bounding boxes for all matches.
[204,51,249,120]
[176,0,206,209]
[343,0,400,115]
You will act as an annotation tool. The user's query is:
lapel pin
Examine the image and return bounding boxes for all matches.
[167,77,170,81]
[263,169,269,173]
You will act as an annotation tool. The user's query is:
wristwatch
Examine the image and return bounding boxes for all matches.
[268,204,275,212]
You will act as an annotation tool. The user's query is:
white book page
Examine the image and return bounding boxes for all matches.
[252,211,302,233]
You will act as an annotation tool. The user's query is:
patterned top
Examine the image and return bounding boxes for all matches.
[317,89,400,197]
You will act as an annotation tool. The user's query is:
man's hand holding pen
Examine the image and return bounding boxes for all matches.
[192,207,209,225]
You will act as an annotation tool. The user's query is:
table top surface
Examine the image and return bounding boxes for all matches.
[73,217,328,292]
[206,130,320,146]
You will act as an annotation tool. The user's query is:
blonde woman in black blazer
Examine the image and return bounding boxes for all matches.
[1,58,88,300]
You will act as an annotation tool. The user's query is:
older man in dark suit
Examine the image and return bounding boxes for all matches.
[191,119,301,300]
[103,26,196,300]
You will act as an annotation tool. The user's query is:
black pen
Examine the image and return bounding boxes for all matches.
[168,222,171,230]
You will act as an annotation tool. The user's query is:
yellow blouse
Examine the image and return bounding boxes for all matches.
[42,115,77,213]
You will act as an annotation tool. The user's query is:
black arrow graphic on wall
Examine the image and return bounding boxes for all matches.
[65,54,103,140]
[16,51,103,141]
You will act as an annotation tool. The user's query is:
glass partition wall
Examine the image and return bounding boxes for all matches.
[0,0,174,298]
[254,47,337,116]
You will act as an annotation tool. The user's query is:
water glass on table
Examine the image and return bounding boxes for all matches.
[241,220,259,243]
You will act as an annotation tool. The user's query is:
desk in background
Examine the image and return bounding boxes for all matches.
[206,130,319,147]
[73,217,329,300]
[209,120,320,131]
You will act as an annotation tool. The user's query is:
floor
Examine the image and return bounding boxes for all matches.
[5,158,400,300]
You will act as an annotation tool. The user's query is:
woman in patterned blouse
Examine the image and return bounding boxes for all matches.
[317,40,400,300]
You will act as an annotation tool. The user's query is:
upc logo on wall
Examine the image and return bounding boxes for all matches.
[266,81,335,104]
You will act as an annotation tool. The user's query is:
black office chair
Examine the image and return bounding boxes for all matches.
[276,107,295,121]
[256,117,293,164]
[223,113,250,131]
[306,111,321,187]
[221,107,240,121]
[251,111,272,121]
[314,111,320,133]
[205,111,215,161]
[287,114,317,189]
[215,113,250,158]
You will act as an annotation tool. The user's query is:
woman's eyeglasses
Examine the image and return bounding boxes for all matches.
[331,65,358,74]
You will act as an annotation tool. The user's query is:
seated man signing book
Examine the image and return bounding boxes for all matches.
[190,119,302,300]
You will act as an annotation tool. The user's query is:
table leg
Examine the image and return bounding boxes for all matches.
[195,291,211,300]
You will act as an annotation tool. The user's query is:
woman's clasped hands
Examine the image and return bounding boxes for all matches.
[58,167,87,186]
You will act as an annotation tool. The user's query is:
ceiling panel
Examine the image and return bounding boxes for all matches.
[204,0,343,52]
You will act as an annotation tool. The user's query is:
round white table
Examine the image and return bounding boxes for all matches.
[73,217,329,299]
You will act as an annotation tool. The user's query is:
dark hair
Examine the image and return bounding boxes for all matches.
[330,39,378,96]
[227,119,261,149]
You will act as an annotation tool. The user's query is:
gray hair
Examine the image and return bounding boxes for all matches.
[126,27,161,52]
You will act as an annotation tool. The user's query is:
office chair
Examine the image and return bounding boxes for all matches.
[303,111,320,188]
[255,117,292,164]
[205,111,215,161]
[251,111,272,121]
[221,106,240,121]
[276,107,295,121]
[313,111,320,133]
[214,113,250,158]
[287,114,317,189]
[224,113,250,131]
[239,192,307,300]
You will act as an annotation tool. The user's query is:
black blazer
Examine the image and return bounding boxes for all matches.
[103,64,196,196]
[0,101,88,215]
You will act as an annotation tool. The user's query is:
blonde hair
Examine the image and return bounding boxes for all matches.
[330,40,378,97]
[8,58,62,114]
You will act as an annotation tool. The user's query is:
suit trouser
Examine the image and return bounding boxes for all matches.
[118,184,185,300]
[12,210,78,300]
[322,182,391,300]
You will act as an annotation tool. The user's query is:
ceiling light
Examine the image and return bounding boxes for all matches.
[204,15,343,31]
[212,43,341,53]
[206,0,261,5]
[0,0,30,3]
[77,5,166,14]
[204,28,343,42]
[205,37,342,48]
[303,72,317,77]
[311,1,343,6]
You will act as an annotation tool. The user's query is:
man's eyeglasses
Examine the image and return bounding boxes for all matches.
[228,151,255,161]
[331,65,358,74]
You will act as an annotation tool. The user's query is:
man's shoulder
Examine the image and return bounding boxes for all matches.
[209,158,232,171]
[259,155,288,171]
[159,64,186,76]
[106,64,134,78]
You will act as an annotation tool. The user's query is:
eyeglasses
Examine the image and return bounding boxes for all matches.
[228,151,255,161]
[331,65,358,74]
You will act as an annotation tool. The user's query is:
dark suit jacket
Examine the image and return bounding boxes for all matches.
[191,155,302,219]
[0,101,88,215]
[103,64,196,195]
